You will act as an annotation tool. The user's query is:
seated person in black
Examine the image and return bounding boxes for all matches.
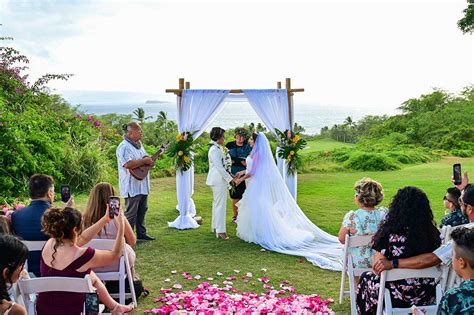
[226,128,251,224]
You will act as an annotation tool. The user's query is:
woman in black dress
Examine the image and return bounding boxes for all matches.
[226,128,251,224]
[356,186,441,314]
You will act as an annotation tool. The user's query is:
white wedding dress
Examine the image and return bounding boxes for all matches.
[236,133,343,271]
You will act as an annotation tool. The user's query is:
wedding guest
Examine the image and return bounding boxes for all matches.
[11,174,54,276]
[116,122,155,241]
[356,186,441,315]
[206,127,235,240]
[226,128,251,224]
[338,178,386,269]
[0,235,28,315]
[371,186,474,288]
[437,227,474,314]
[82,182,137,270]
[37,207,133,315]
[440,187,468,228]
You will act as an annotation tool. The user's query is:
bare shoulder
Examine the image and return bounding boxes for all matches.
[9,303,27,315]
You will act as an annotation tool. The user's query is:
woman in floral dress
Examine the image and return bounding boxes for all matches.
[339,178,386,269]
[356,186,441,314]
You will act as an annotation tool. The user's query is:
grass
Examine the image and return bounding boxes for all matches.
[73,155,474,314]
[302,138,354,155]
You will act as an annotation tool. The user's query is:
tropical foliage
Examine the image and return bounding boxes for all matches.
[0,42,118,201]
[275,128,307,174]
[167,132,194,173]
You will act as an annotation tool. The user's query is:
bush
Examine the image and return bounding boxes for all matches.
[451,149,474,157]
[343,152,400,171]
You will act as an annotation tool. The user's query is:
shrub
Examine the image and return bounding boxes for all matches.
[343,152,400,171]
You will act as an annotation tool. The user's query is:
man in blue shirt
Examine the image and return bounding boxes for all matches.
[11,174,55,276]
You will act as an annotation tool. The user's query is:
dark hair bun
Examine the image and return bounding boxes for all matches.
[42,207,82,240]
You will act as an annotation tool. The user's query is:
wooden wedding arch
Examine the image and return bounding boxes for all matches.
[165,78,304,128]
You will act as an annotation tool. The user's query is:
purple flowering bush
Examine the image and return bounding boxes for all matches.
[0,41,119,201]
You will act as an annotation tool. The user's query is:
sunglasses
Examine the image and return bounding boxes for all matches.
[443,196,457,204]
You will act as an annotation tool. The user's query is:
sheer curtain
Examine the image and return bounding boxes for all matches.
[168,90,230,229]
[243,89,297,199]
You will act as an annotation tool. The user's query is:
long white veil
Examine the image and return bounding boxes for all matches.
[237,132,343,271]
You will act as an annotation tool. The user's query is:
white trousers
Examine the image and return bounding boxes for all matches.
[211,185,228,234]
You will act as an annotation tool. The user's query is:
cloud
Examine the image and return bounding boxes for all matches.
[0,0,112,57]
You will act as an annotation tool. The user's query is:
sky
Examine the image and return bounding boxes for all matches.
[0,0,473,110]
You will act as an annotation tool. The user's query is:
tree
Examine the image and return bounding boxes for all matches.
[156,110,168,122]
[293,123,306,133]
[458,1,474,34]
[343,116,355,128]
[256,122,267,133]
[133,107,152,123]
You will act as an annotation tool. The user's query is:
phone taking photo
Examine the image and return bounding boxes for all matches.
[84,292,99,315]
[60,185,71,203]
[453,163,462,185]
[109,196,120,219]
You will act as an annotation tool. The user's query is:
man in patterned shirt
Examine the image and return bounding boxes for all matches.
[440,187,469,228]
[437,227,474,314]
[372,183,474,285]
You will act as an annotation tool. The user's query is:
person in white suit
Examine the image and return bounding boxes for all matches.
[206,127,235,240]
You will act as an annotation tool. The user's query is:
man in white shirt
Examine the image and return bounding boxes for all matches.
[372,178,474,275]
[116,122,155,241]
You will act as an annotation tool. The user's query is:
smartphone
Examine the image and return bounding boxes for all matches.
[84,292,99,315]
[108,196,120,219]
[60,185,71,203]
[453,163,462,185]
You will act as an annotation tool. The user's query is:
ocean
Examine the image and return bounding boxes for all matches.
[74,101,395,135]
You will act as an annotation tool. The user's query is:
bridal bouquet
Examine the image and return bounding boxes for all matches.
[167,131,194,173]
[275,128,307,175]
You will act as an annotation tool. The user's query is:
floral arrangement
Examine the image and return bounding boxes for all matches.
[1,200,27,218]
[144,269,335,314]
[167,132,194,173]
[275,128,307,175]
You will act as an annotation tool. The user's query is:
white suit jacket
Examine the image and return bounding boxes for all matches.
[206,145,233,186]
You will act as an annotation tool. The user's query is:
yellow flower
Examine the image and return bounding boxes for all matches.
[224,147,229,153]
[289,150,295,156]
[293,135,300,144]
[176,134,183,141]
[178,151,184,156]
[183,156,191,163]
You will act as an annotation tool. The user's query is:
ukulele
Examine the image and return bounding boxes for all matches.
[130,143,169,180]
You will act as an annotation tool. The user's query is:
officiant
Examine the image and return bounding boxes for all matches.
[226,127,252,224]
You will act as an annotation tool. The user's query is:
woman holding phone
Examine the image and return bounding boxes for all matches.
[83,183,137,267]
[36,206,133,315]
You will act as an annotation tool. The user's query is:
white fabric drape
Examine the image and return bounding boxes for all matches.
[243,89,297,199]
[168,90,230,229]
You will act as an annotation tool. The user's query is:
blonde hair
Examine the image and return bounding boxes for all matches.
[83,182,116,236]
[355,178,384,207]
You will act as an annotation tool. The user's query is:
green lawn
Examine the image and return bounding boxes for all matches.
[73,156,473,314]
[301,138,354,155]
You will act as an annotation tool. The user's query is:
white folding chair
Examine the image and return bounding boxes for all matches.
[84,239,137,307]
[376,267,443,315]
[339,234,374,315]
[21,240,47,274]
[18,275,99,315]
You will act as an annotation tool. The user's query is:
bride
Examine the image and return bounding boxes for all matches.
[234,132,343,271]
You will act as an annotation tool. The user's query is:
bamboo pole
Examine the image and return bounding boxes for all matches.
[286,78,293,129]
[277,81,282,89]
[178,78,184,119]
[165,88,304,94]
[185,82,190,89]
